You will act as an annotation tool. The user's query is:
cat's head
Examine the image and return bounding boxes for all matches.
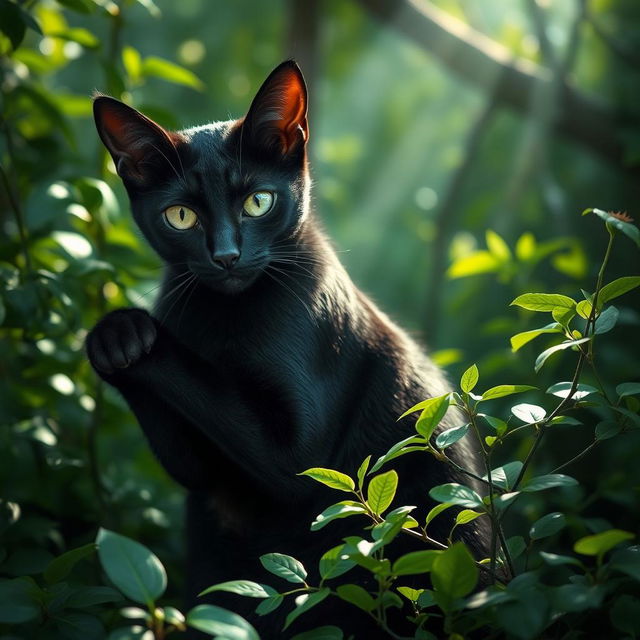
[93,60,310,295]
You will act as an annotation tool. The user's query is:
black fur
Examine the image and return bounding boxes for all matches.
[88,61,489,638]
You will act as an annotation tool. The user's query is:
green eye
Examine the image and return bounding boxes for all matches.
[243,191,274,217]
[164,205,198,230]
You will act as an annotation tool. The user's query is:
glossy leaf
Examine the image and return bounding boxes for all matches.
[431,543,478,609]
[260,553,307,584]
[199,580,275,598]
[96,529,166,606]
[284,588,331,630]
[460,364,479,393]
[510,323,561,352]
[415,394,451,439]
[298,468,355,492]
[311,501,366,531]
[429,483,483,508]
[574,529,634,557]
[522,474,578,492]
[392,550,441,576]
[44,543,96,584]
[480,385,536,401]
[530,512,566,540]
[535,338,590,372]
[546,382,598,400]
[367,470,398,515]
[511,403,546,424]
[511,293,576,312]
[336,584,376,612]
[435,424,469,449]
[186,605,259,640]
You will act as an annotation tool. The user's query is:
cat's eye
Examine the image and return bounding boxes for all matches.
[164,205,198,230]
[243,191,274,218]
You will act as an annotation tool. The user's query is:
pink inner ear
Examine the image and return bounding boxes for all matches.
[277,70,308,151]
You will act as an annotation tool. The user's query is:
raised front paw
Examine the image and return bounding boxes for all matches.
[86,308,157,375]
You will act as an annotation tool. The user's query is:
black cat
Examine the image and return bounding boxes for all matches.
[88,61,489,638]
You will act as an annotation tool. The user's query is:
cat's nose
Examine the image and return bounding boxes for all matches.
[212,249,240,270]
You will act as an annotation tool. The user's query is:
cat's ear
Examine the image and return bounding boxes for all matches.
[93,96,182,186]
[242,60,308,156]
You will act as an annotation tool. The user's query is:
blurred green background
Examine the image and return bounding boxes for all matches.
[1,0,639,628]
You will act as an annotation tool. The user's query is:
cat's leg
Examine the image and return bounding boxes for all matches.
[87,308,220,490]
[86,308,333,499]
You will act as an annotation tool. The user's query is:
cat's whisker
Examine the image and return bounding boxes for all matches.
[177,275,200,331]
[264,265,317,323]
[137,269,192,300]
[159,273,198,325]
[263,266,316,324]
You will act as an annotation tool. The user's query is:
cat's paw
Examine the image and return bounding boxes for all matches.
[86,308,157,375]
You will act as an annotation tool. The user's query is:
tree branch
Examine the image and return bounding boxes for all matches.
[355,0,638,175]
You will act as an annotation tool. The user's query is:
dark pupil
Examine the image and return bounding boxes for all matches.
[253,194,261,207]
[179,208,185,221]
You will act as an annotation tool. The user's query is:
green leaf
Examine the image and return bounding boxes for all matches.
[291,626,344,640]
[435,424,469,449]
[595,420,622,440]
[96,529,166,606]
[455,509,483,525]
[392,550,441,576]
[65,586,122,608]
[425,502,453,527]
[255,594,283,616]
[483,461,522,490]
[447,251,499,278]
[49,27,99,48]
[535,338,590,372]
[414,394,451,439]
[260,553,307,584]
[53,612,105,640]
[511,403,546,424]
[552,305,576,327]
[599,276,640,306]
[370,437,427,473]
[546,382,598,400]
[610,595,640,635]
[480,414,508,435]
[336,584,376,612]
[298,468,355,492]
[141,56,204,90]
[576,298,593,319]
[589,208,640,247]
[0,577,41,623]
[0,0,27,49]
[356,455,370,490]
[460,364,479,393]
[399,393,449,421]
[122,46,142,83]
[530,513,566,540]
[539,551,583,568]
[367,470,398,515]
[431,543,478,610]
[397,586,424,602]
[574,529,634,557]
[511,293,576,312]
[522,474,578,492]
[284,589,331,630]
[44,543,96,584]
[429,483,483,508]
[609,546,640,582]
[617,382,640,398]
[186,604,259,640]
[199,580,275,598]
[319,545,356,581]
[311,501,366,531]
[510,323,562,352]
[594,306,619,334]
[486,229,512,261]
[480,385,537,401]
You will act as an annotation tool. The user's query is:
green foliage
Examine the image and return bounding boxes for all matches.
[1,0,639,638]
